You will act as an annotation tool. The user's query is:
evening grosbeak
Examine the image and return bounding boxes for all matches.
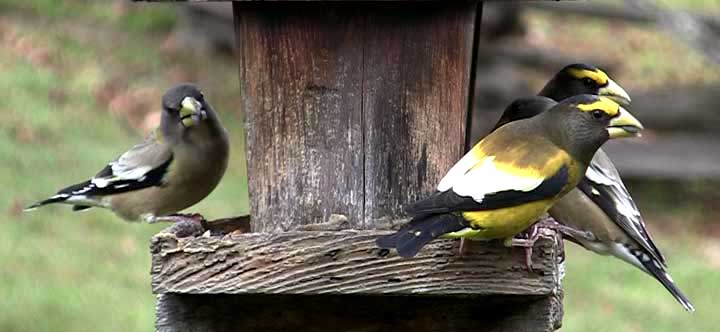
[376,95,643,261]
[26,84,229,223]
[492,64,694,312]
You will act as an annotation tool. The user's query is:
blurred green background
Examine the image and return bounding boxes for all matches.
[2,1,719,331]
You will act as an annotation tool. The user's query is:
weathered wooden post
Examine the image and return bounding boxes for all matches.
[148,1,564,331]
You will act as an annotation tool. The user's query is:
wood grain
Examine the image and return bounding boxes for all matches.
[235,2,478,232]
[152,226,564,331]
[362,3,476,226]
[235,4,365,232]
[151,227,563,296]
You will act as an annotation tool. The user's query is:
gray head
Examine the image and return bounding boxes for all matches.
[540,94,643,164]
[160,83,223,144]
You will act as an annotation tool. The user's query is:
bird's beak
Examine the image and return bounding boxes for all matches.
[180,97,207,127]
[607,106,643,138]
[599,78,632,106]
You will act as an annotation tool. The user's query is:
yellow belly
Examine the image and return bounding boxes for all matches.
[443,200,552,240]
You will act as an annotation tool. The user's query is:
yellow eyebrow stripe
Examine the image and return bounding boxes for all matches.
[568,68,609,86]
[576,97,619,117]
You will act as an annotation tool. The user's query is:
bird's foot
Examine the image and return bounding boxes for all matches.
[152,213,206,224]
[151,213,210,238]
[505,223,541,272]
[536,218,595,242]
[458,238,468,257]
[535,216,557,228]
[156,215,251,239]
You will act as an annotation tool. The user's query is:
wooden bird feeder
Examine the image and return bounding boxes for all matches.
[145,1,565,331]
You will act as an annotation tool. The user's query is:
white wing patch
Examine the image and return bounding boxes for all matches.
[91,178,110,188]
[585,165,614,186]
[586,163,642,229]
[113,164,152,179]
[437,151,481,192]
[441,156,545,203]
[91,160,153,188]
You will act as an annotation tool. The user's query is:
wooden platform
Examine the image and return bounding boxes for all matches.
[151,225,565,332]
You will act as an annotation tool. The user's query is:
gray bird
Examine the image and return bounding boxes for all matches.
[26,84,229,223]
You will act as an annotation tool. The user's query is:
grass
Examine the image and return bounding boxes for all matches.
[0,0,176,32]
[1,1,718,331]
[2,3,247,331]
[563,236,720,332]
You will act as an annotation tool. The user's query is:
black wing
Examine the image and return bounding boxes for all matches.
[406,165,569,217]
[579,150,666,265]
[64,156,173,197]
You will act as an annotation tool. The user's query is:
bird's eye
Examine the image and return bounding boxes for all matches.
[198,93,205,102]
[582,78,595,86]
[591,110,604,119]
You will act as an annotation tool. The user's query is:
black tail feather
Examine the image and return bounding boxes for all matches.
[405,191,479,218]
[643,258,695,312]
[25,180,94,211]
[375,232,403,249]
[376,214,467,258]
[24,195,69,211]
[72,205,92,212]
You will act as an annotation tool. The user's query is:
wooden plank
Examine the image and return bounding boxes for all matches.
[479,45,618,74]
[603,134,720,179]
[596,84,720,178]
[629,85,720,132]
[155,292,562,332]
[361,3,477,226]
[151,227,564,296]
[235,4,365,232]
[472,83,720,139]
[526,1,720,33]
[235,3,478,231]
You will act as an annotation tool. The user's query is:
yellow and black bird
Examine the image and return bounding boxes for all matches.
[26,84,229,223]
[492,64,694,312]
[537,63,631,106]
[376,95,643,260]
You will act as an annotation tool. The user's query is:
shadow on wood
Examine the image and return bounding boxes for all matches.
[156,293,562,332]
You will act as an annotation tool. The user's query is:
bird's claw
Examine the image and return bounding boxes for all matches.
[155,213,209,238]
[507,223,541,272]
[176,212,206,223]
[153,212,206,223]
[537,218,595,241]
[458,238,468,257]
